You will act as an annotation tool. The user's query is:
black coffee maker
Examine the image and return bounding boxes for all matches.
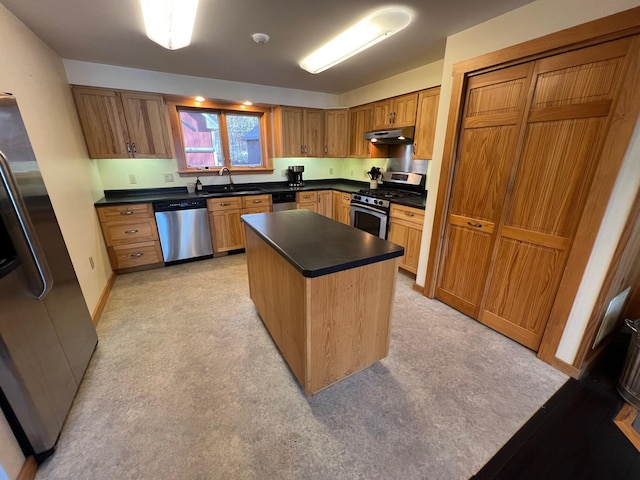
[287,165,304,187]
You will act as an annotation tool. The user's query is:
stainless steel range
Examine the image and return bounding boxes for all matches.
[350,171,425,239]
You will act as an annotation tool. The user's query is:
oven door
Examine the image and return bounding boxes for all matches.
[350,203,388,239]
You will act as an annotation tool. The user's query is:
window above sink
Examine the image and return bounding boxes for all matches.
[164,96,274,176]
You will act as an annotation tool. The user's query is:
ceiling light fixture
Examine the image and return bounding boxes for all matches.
[299,6,412,74]
[194,96,205,102]
[140,0,199,50]
[242,100,253,106]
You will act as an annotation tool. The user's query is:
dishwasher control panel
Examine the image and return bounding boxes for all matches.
[153,198,207,212]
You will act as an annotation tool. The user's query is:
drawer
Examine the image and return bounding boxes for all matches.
[101,220,159,246]
[243,205,272,215]
[242,194,272,208]
[340,193,351,204]
[109,241,163,269]
[297,191,318,203]
[390,204,424,225]
[207,197,242,212]
[97,203,153,222]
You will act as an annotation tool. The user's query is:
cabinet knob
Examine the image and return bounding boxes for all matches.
[220,202,231,206]
[120,210,134,215]
[131,143,137,155]
[124,229,139,234]
[253,200,261,203]
[126,143,132,155]
[130,253,144,258]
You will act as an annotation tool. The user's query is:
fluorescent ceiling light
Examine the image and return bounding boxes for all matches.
[300,6,413,74]
[140,0,199,50]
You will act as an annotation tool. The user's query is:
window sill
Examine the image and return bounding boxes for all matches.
[178,168,275,177]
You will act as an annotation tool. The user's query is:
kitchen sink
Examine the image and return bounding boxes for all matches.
[200,187,265,197]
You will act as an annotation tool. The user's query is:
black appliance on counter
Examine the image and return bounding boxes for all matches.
[350,171,425,239]
[287,165,304,187]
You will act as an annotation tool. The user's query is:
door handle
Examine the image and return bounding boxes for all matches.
[0,150,53,299]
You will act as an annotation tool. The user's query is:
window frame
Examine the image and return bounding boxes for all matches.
[165,96,274,175]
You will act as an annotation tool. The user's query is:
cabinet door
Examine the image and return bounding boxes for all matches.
[391,93,419,127]
[120,92,173,158]
[276,107,304,157]
[209,210,244,252]
[317,190,333,218]
[372,100,393,129]
[349,104,373,157]
[388,220,422,274]
[72,87,130,159]
[478,38,632,350]
[436,64,532,318]
[414,87,440,159]
[339,193,352,225]
[324,109,349,157]
[303,109,324,157]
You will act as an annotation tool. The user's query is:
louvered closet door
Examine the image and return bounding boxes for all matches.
[479,37,633,350]
[435,64,532,317]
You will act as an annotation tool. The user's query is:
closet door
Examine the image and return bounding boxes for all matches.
[435,64,532,317]
[479,38,633,350]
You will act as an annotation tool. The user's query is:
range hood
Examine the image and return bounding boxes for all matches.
[364,126,414,144]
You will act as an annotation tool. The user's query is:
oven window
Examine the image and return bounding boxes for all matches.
[353,210,382,237]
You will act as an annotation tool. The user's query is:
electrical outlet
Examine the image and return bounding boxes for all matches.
[329,167,333,175]
[128,174,137,184]
[164,173,175,182]
[89,256,94,270]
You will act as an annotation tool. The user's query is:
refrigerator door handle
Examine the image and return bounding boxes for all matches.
[0,150,53,299]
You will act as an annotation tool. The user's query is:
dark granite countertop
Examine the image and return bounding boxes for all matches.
[94,179,427,210]
[241,210,405,278]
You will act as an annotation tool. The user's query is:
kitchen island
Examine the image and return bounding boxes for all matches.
[241,209,404,395]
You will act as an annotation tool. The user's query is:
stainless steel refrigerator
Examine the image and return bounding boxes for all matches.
[0,93,98,460]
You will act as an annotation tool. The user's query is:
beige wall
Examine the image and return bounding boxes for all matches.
[414,0,640,364]
[0,5,113,474]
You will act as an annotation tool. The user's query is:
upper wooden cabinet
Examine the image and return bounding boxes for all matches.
[274,106,324,157]
[324,109,349,157]
[72,86,173,159]
[348,103,374,157]
[372,92,419,129]
[413,87,440,160]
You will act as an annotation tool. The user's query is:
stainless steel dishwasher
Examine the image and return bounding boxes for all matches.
[154,198,213,263]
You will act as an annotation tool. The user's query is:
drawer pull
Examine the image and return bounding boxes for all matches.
[404,212,415,217]
[120,211,134,215]
[303,195,311,199]
[253,200,262,204]
[220,202,231,206]
[130,253,144,258]
[467,222,482,228]
[124,229,139,234]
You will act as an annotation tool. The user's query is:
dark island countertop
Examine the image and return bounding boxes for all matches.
[241,209,404,278]
[93,180,427,210]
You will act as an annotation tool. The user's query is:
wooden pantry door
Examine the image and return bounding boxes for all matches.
[435,63,533,318]
[478,37,634,350]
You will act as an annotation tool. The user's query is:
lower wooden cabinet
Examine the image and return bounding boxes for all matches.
[317,190,333,218]
[388,204,424,274]
[96,203,164,272]
[332,191,352,225]
[208,195,272,252]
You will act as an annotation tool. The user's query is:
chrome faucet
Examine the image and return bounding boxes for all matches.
[219,167,234,190]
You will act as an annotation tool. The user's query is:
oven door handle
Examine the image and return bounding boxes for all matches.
[350,203,387,216]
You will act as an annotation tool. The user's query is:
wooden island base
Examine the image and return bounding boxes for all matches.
[244,226,398,396]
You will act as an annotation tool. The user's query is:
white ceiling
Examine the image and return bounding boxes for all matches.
[2,0,535,94]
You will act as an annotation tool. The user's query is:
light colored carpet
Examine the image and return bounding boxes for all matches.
[36,254,567,480]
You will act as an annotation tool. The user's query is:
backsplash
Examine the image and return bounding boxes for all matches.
[96,157,396,190]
